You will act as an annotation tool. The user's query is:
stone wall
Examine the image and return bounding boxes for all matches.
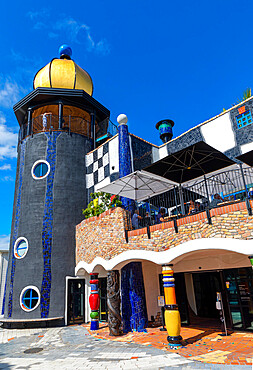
[76,201,253,264]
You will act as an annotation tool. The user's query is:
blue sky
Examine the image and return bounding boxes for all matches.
[1,0,253,246]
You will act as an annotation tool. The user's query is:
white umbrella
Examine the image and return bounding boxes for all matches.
[96,170,178,202]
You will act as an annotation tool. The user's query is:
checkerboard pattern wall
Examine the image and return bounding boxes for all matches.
[85,138,120,202]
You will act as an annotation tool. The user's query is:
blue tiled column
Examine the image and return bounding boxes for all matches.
[121,262,148,333]
[118,120,135,213]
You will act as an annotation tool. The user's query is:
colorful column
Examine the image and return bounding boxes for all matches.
[162,264,182,348]
[89,273,100,330]
[117,114,135,213]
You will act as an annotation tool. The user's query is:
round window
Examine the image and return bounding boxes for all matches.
[31,160,50,180]
[14,237,28,259]
[20,286,40,312]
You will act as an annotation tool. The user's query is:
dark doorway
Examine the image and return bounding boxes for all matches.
[67,279,85,325]
[99,278,108,321]
[193,271,221,319]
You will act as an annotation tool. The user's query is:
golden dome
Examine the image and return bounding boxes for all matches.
[33,47,93,95]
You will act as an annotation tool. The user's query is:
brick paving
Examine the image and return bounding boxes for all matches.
[85,324,253,366]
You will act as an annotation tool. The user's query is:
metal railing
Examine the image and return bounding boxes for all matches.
[128,166,253,235]
[19,114,118,143]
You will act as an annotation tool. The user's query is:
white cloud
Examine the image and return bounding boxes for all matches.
[0,77,26,108]
[26,11,110,55]
[0,164,11,170]
[54,18,110,55]
[0,113,18,160]
[0,235,10,251]
[0,175,14,182]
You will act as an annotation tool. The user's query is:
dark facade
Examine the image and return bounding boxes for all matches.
[4,132,91,324]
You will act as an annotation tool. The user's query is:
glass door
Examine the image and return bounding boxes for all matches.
[223,268,253,331]
[67,279,85,325]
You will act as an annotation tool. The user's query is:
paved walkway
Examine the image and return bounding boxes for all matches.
[86,324,253,367]
[0,325,251,369]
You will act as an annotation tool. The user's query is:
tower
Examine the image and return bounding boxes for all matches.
[2,46,110,327]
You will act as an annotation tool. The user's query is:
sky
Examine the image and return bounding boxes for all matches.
[1,0,253,247]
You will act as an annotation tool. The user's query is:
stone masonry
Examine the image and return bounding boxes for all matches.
[76,201,253,264]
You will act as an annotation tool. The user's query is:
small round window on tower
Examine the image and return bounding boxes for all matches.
[20,286,40,312]
[31,160,50,180]
[14,237,28,259]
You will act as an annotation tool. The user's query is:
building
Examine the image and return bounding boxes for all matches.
[1,46,253,333]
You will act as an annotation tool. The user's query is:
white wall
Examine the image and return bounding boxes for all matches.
[142,261,162,320]
[200,112,236,152]
[0,252,8,315]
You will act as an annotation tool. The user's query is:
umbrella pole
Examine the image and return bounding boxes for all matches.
[178,185,185,215]
[173,186,179,217]
[204,175,212,225]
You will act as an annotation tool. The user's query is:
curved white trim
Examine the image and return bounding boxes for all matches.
[20,285,40,312]
[31,160,50,180]
[14,237,29,259]
[75,238,253,274]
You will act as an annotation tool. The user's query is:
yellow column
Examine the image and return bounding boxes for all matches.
[162,264,182,348]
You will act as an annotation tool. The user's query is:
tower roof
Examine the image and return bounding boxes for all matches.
[33,45,93,95]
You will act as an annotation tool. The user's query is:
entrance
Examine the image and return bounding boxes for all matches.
[67,279,85,325]
[193,271,221,320]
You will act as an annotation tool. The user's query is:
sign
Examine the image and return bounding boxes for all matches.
[158,296,165,307]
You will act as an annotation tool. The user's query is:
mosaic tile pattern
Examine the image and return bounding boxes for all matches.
[7,140,26,317]
[118,124,135,212]
[40,132,60,318]
[121,262,148,333]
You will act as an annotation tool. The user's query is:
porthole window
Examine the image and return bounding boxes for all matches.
[14,237,28,259]
[20,286,40,312]
[31,160,50,180]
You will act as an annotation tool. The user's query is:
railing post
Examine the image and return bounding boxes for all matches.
[27,108,33,136]
[239,163,252,216]
[58,102,63,129]
[204,174,212,225]
[91,111,96,149]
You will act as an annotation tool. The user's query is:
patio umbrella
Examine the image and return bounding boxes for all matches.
[96,170,178,202]
[144,141,235,184]
[237,150,253,167]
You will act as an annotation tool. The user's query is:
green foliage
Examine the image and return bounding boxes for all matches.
[82,192,122,219]
[222,88,252,112]
[237,88,252,104]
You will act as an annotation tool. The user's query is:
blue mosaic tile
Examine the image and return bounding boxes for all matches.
[118,124,135,213]
[121,262,148,333]
[40,132,60,318]
[6,140,27,317]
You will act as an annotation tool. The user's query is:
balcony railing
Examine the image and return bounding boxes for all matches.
[18,114,118,143]
[129,166,253,235]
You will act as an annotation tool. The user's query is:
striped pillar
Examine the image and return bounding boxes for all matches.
[89,273,100,330]
[162,264,182,348]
